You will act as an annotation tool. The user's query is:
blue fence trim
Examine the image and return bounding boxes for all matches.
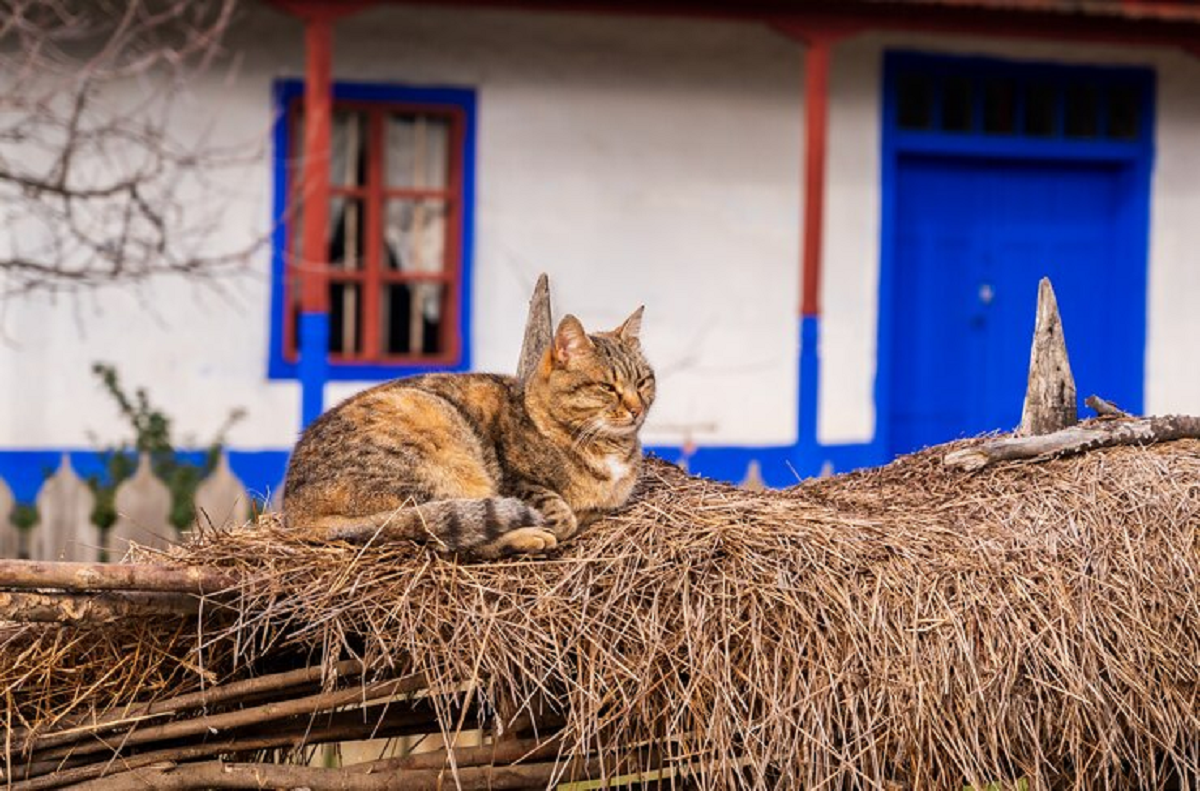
[267,78,477,383]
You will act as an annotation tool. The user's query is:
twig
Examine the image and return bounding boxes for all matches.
[1085,394,1131,418]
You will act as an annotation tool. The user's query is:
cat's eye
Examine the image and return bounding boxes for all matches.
[638,376,654,389]
[596,382,618,395]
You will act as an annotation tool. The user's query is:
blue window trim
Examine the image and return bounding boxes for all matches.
[875,51,1156,457]
[267,79,477,381]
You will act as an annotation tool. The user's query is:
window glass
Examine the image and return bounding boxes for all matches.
[1023,82,1057,137]
[941,75,973,133]
[896,73,934,130]
[329,282,363,356]
[330,111,368,187]
[383,283,445,356]
[1064,82,1100,139]
[1107,84,1140,140]
[328,197,366,271]
[387,115,451,189]
[383,200,446,274]
[983,78,1017,135]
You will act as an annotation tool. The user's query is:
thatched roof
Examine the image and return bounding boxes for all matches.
[4,435,1200,789]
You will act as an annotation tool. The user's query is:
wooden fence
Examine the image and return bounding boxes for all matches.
[0,452,256,562]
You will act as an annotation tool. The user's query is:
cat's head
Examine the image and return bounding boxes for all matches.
[526,308,656,442]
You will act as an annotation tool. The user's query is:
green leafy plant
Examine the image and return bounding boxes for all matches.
[88,362,246,533]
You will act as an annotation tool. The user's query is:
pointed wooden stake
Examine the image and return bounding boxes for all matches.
[1017,278,1077,437]
[517,274,554,383]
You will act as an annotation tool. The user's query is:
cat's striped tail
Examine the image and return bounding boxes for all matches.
[300,498,554,558]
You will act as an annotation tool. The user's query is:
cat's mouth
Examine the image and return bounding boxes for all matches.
[607,417,643,435]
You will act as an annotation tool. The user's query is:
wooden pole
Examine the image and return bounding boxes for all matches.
[517,274,553,383]
[0,591,204,623]
[1017,277,1077,437]
[73,755,612,791]
[0,560,236,594]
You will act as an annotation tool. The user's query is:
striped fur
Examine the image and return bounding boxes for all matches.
[282,309,654,558]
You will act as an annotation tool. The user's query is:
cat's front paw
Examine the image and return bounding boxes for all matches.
[490,526,558,557]
[534,498,578,541]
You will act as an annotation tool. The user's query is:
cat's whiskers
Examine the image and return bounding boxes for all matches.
[571,416,608,451]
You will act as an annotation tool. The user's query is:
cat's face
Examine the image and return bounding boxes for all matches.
[530,308,655,443]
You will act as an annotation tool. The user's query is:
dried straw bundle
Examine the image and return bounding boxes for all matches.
[4,437,1200,790]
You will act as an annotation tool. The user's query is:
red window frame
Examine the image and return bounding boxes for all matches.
[283,97,466,366]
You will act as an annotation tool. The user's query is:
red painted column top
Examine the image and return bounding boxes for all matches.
[773,21,861,319]
[299,14,333,314]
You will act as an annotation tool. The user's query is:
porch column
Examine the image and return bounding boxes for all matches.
[797,33,834,462]
[774,21,858,471]
[298,11,333,428]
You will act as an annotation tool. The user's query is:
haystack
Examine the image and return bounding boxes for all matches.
[2,278,1199,790]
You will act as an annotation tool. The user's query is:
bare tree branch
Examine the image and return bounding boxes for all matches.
[0,0,265,297]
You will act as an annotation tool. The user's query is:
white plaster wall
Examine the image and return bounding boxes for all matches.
[4,8,1197,456]
[816,32,1200,445]
[0,5,802,450]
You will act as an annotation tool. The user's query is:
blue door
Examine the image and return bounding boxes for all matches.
[882,53,1153,456]
[890,156,1145,453]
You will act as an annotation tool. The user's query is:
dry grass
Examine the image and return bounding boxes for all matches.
[4,435,1200,789]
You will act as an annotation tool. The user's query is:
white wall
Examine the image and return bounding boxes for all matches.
[0,5,803,450]
[2,7,1198,455]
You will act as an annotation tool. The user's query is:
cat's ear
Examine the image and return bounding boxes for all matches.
[614,306,644,345]
[552,315,593,367]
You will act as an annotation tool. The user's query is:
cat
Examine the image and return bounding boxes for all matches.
[282,308,655,559]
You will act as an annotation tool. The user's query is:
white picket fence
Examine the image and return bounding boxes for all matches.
[0,452,256,562]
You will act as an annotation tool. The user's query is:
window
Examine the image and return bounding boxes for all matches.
[270,81,475,380]
[887,54,1151,148]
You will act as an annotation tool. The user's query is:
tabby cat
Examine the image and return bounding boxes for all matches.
[282,308,655,558]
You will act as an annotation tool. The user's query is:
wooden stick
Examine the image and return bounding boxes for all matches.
[0,591,205,623]
[0,560,237,594]
[74,755,610,791]
[516,273,553,383]
[17,659,365,754]
[1017,277,1077,437]
[7,706,438,791]
[36,673,428,761]
[350,735,562,773]
[944,415,1200,471]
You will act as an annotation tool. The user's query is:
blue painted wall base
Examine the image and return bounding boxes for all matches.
[0,450,292,506]
[1,312,887,503]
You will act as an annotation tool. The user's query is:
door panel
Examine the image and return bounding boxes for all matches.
[889,154,1143,455]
